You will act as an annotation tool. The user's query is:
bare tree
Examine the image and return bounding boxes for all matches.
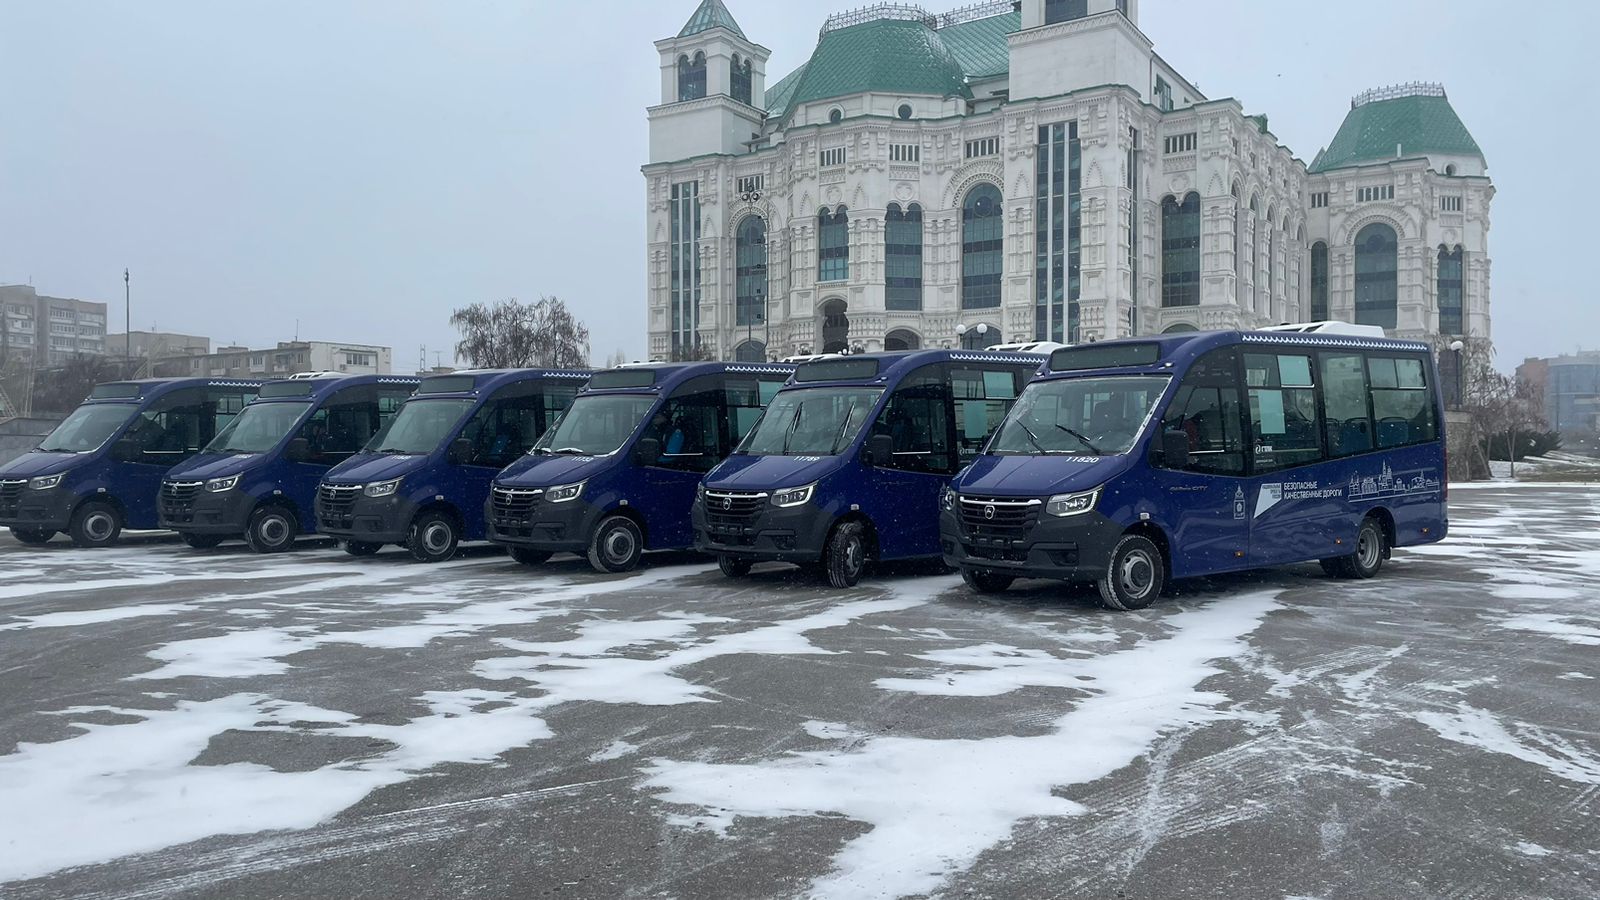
[450,297,590,369]
[670,335,716,363]
[30,355,120,415]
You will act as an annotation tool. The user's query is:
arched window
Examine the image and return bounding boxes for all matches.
[960,324,998,349]
[1353,223,1398,330]
[1162,322,1199,334]
[734,340,766,362]
[885,202,923,310]
[736,216,767,327]
[730,55,752,106]
[1308,239,1327,322]
[1264,205,1276,315]
[884,329,920,352]
[821,299,849,352]
[1243,195,1258,311]
[1438,245,1464,335]
[818,206,849,282]
[678,52,706,102]
[897,103,913,120]
[1160,192,1200,307]
[961,184,1003,309]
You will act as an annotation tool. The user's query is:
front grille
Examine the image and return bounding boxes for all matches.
[160,481,204,524]
[316,483,362,529]
[703,490,767,532]
[0,480,24,518]
[489,486,544,535]
[958,495,1042,543]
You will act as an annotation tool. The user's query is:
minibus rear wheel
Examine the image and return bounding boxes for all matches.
[68,501,122,548]
[961,568,1014,594]
[588,515,643,573]
[1096,534,1165,611]
[1322,517,1385,580]
[512,547,552,566]
[718,555,752,577]
[246,507,299,554]
[408,511,460,563]
[180,532,225,550]
[824,521,869,588]
[343,540,382,557]
[10,527,55,545]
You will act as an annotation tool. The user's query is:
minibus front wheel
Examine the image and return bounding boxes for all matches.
[68,500,123,548]
[823,521,869,589]
[246,506,299,554]
[407,510,460,563]
[717,555,752,577]
[588,515,643,573]
[961,568,1015,594]
[10,527,56,545]
[1096,534,1166,611]
[180,532,225,550]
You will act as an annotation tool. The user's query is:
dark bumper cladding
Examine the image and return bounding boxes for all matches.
[159,482,256,535]
[0,479,76,531]
[939,495,1124,582]
[484,486,597,553]
[315,484,415,544]
[692,491,832,564]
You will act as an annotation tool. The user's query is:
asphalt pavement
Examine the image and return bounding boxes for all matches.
[0,484,1596,899]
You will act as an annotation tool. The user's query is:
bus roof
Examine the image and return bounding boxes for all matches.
[252,373,420,402]
[86,377,266,403]
[785,349,1046,388]
[1040,330,1434,378]
[412,368,593,398]
[581,361,794,394]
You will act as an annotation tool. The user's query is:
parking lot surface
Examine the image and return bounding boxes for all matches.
[1,484,1597,899]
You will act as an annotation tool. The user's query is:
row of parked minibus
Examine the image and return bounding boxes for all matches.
[0,325,1449,610]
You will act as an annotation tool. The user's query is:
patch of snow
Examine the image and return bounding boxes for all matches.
[1558,672,1594,681]
[1514,841,1552,857]
[802,721,865,741]
[1493,613,1600,646]
[1413,703,1600,785]
[589,740,638,762]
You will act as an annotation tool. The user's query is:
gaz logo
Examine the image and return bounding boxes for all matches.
[722,497,733,510]
[1232,487,1246,520]
[984,505,996,520]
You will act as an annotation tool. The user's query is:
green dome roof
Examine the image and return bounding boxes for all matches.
[1310,85,1483,174]
[783,17,974,116]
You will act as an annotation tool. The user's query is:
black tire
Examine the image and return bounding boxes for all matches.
[1096,534,1166,611]
[10,527,55,546]
[68,501,122,548]
[180,532,225,550]
[407,511,460,563]
[1324,517,1385,580]
[961,567,1015,594]
[343,540,382,557]
[823,521,869,589]
[587,515,643,573]
[245,506,299,554]
[718,555,752,577]
[511,547,552,566]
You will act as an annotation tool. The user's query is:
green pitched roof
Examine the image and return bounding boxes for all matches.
[938,10,1019,80]
[678,0,745,39]
[1310,89,1483,173]
[764,67,806,117]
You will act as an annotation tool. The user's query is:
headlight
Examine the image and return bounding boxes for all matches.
[28,474,64,490]
[1045,488,1100,517]
[771,484,814,508]
[204,474,240,493]
[364,478,402,498]
[545,481,584,503]
[940,486,956,512]
[696,482,706,501]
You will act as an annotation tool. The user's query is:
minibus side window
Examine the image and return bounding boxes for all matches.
[539,385,581,434]
[1159,349,1244,475]
[724,377,785,446]
[952,366,1019,463]
[1321,354,1373,457]
[210,389,252,435]
[648,388,724,473]
[1244,353,1322,473]
[871,370,951,473]
[460,387,564,469]
[1368,356,1437,448]
[126,388,209,461]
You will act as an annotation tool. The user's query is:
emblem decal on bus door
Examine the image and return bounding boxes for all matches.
[1232,487,1246,520]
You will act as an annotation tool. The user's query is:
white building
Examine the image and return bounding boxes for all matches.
[642,0,1493,363]
[180,340,392,378]
[0,285,108,365]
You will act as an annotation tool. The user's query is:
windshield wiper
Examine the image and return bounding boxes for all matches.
[552,447,588,455]
[1054,424,1103,455]
[1010,421,1052,455]
[828,402,860,455]
[375,447,411,454]
[780,409,803,455]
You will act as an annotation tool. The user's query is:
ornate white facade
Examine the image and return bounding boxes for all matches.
[643,0,1493,362]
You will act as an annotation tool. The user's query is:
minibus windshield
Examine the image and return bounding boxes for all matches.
[205,402,311,454]
[366,398,475,454]
[740,387,883,456]
[36,403,139,453]
[532,394,657,457]
[990,376,1169,456]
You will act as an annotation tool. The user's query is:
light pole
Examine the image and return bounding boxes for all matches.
[954,322,988,350]
[123,268,131,366]
[1448,339,1465,410]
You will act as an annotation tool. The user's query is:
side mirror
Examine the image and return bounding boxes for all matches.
[447,438,473,465]
[634,437,661,466]
[866,433,894,467]
[285,438,311,462]
[110,438,141,462]
[1160,430,1191,469]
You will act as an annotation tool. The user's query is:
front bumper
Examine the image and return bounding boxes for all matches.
[691,498,834,564]
[485,493,603,553]
[0,481,77,531]
[939,503,1125,582]
[316,488,417,544]
[159,485,257,535]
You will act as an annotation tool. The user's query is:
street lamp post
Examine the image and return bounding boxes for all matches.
[123,268,131,366]
[953,322,988,350]
[1448,339,1465,410]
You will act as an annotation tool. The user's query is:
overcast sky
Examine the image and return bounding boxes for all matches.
[1,1,1592,371]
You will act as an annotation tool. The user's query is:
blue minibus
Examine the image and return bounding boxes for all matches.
[486,362,793,572]
[941,330,1448,610]
[159,373,419,551]
[314,369,591,562]
[692,350,1044,587]
[0,378,263,547]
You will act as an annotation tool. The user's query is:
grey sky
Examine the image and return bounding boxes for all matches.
[1,1,1591,371]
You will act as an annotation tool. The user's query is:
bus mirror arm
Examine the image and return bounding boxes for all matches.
[634,437,661,466]
[446,439,473,465]
[866,434,894,467]
[110,438,141,462]
[1160,430,1190,469]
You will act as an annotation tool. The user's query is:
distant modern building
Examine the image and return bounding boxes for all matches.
[180,341,392,378]
[0,285,108,365]
[642,0,1493,362]
[1519,351,1600,436]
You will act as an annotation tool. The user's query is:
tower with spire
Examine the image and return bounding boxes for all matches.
[649,0,771,163]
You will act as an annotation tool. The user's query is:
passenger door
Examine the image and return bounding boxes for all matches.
[865,366,953,560]
[121,388,209,528]
[456,384,560,541]
[639,382,724,549]
[1243,350,1330,566]
[1148,348,1250,577]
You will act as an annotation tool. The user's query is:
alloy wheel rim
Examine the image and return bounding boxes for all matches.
[261,516,289,546]
[845,537,863,576]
